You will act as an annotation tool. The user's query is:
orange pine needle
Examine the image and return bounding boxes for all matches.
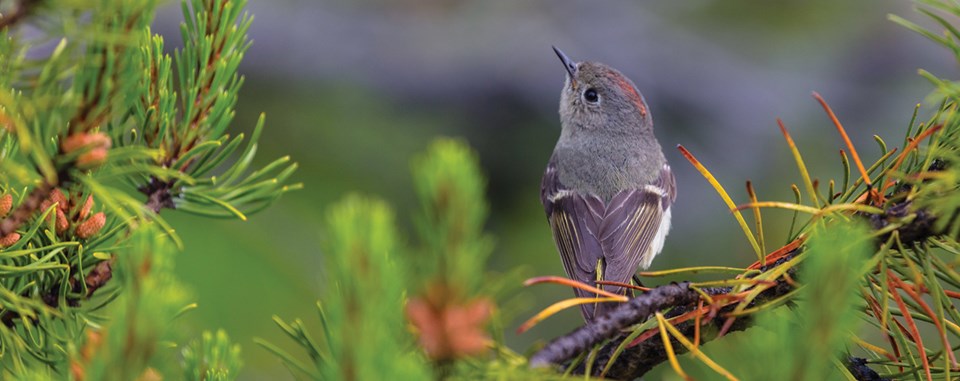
[887,275,933,381]
[889,273,957,368]
[899,282,960,300]
[747,236,805,270]
[864,293,902,368]
[718,316,737,337]
[628,327,662,348]
[694,300,704,348]
[524,276,629,300]
[882,124,943,194]
[627,305,714,348]
[813,92,872,188]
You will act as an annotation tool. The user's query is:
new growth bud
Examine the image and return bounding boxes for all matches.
[0,233,20,248]
[56,209,69,233]
[76,212,105,239]
[0,194,12,217]
[62,132,112,170]
[40,189,106,239]
[79,195,94,221]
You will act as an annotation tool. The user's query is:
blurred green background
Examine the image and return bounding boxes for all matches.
[150,0,950,379]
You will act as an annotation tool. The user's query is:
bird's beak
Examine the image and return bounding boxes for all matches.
[552,46,578,87]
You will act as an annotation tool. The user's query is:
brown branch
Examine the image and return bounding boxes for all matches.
[529,282,698,369]
[870,201,943,245]
[140,177,175,213]
[846,357,891,381]
[0,181,54,236]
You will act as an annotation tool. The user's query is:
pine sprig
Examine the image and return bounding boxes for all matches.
[133,0,300,217]
[181,330,243,381]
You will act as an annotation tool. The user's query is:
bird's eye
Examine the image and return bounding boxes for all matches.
[583,88,599,103]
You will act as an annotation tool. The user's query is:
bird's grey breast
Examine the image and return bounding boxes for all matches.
[553,137,663,202]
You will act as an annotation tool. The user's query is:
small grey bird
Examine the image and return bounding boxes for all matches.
[541,47,676,322]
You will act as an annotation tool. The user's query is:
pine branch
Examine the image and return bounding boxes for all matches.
[870,200,944,244]
[0,1,152,333]
[138,0,252,213]
[141,177,176,213]
[0,253,113,327]
[0,1,146,233]
[530,199,948,380]
[846,357,891,381]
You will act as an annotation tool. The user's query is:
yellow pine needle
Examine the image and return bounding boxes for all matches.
[523,276,629,300]
[637,266,751,277]
[656,312,740,381]
[734,201,884,217]
[735,201,821,214]
[945,319,960,339]
[655,312,694,381]
[852,336,892,358]
[840,150,850,195]
[723,287,802,317]
[517,297,626,334]
[729,252,807,317]
[813,92,872,187]
[777,119,820,209]
[840,148,899,203]
[691,278,776,288]
[787,184,802,241]
[746,181,766,257]
[192,192,248,221]
[678,145,762,262]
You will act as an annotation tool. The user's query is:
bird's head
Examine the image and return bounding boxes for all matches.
[553,47,652,136]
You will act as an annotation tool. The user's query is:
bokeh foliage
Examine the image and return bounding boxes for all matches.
[262,139,551,379]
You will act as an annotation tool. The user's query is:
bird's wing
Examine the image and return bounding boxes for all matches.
[599,164,676,293]
[540,157,606,313]
[541,160,676,321]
